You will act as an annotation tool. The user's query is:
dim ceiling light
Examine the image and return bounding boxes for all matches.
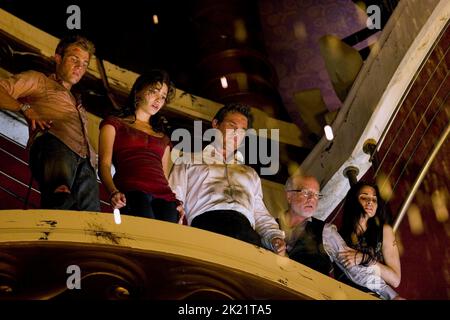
[324,125,334,141]
[220,76,228,89]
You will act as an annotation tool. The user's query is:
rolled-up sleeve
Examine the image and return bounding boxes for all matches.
[322,224,398,300]
[0,70,42,99]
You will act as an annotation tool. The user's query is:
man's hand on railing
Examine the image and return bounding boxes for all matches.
[271,237,287,256]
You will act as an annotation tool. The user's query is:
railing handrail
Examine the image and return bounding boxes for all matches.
[393,121,450,232]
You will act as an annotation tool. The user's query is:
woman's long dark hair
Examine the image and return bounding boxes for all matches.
[116,69,175,134]
[339,181,392,264]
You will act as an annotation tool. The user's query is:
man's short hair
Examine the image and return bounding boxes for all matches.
[55,34,95,58]
[213,102,254,128]
[285,174,319,191]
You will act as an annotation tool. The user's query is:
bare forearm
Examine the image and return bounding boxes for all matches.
[375,262,401,288]
[98,164,118,194]
[379,225,401,288]
[323,225,398,299]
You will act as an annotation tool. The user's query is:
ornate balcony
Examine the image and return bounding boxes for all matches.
[0,210,375,300]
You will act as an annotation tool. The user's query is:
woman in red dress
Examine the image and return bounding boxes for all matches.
[98,70,182,222]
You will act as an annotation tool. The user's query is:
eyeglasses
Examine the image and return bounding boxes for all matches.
[287,189,323,200]
[358,194,378,204]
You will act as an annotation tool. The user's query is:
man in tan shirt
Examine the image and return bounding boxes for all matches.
[0,34,100,211]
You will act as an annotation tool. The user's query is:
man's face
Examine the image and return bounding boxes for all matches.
[286,176,321,218]
[212,112,248,152]
[55,44,90,88]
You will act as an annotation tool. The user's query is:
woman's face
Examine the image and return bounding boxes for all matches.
[358,185,378,218]
[136,82,168,115]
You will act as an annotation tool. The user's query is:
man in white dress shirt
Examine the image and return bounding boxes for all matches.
[169,103,286,255]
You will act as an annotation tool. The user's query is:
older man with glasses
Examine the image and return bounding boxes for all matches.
[278,174,401,300]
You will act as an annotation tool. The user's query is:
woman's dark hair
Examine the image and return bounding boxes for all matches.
[213,102,253,128]
[339,181,392,265]
[117,69,175,133]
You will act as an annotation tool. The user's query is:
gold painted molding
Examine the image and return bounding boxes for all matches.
[0,210,376,300]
